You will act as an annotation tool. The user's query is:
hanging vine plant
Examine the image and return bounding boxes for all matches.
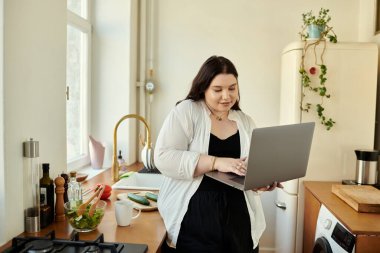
[299,8,338,130]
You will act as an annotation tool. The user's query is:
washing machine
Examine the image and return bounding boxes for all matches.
[313,204,356,253]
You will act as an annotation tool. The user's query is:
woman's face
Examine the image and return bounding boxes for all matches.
[204,73,239,113]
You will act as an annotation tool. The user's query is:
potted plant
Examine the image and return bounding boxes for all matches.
[300,8,337,42]
[299,8,338,130]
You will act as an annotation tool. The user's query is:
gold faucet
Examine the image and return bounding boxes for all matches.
[112,114,153,182]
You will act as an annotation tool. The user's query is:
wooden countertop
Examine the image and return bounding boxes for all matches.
[0,164,167,252]
[304,181,380,235]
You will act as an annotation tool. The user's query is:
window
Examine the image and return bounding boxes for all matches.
[66,1,91,170]
[67,0,88,19]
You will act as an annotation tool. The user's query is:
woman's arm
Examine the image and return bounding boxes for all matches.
[154,106,197,179]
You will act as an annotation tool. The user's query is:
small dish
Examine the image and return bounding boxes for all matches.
[76,173,88,183]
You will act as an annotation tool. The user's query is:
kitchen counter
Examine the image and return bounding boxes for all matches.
[304,181,380,235]
[0,164,167,253]
[303,181,380,253]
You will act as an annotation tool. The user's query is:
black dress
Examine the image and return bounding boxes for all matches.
[174,131,259,253]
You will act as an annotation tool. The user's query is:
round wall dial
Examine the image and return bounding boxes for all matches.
[145,81,155,93]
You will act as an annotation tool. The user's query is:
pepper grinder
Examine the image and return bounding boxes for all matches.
[23,138,40,233]
[54,176,65,221]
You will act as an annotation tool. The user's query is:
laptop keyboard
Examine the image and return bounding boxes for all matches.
[230,175,245,184]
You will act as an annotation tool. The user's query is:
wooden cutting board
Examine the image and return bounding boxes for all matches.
[332,184,380,213]
[117,191,158,212]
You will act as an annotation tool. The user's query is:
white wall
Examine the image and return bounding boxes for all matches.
[2,0,66,242]
[152,0,359,139]
[91,0,138,167]
[152,0,359,251]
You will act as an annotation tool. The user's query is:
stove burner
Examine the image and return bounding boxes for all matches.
[7,230,148,253]
[85,245,100,253]
[26,240,54,253]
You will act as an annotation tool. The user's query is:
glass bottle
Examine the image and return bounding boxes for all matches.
[39,194,51,228]
[67,171,82,208]
[118,150,127,171]
[40,163,54,224]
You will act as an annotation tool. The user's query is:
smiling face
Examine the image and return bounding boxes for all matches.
[183,56,241,111]
[204,73,239,114]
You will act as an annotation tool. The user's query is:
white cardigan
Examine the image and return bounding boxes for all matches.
[154,99,266,249]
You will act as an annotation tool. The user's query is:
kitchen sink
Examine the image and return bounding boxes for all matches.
[112,173,164,191]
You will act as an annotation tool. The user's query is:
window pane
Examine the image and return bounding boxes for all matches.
[67,0,88,19]
[67,25,86,161]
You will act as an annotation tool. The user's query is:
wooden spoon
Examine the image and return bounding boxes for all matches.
[89,185,105,217]
[76,186,103,216]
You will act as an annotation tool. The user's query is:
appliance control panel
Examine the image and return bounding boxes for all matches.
[331,223,355,252]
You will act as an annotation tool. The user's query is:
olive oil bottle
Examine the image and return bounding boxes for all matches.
[39,194,51,228]
[40,163,54,225]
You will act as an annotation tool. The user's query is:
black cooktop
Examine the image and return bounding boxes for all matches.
[2,230,148,253]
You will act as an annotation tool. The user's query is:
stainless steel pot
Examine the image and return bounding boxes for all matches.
[355,149,379,185]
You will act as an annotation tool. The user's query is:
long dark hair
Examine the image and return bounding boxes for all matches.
[177,55,241,110]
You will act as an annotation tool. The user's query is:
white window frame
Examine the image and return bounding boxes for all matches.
[0,0,5,244]
[66,2,92,171]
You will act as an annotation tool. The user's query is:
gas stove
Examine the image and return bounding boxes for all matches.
[2,230,148,253]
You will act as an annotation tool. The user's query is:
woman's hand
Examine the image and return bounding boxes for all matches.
[252,181,284,192]
[214,157,247,176]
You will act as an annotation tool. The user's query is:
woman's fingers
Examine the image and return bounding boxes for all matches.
[252,186,269,191]
[233,164,246,176]
[253,181,283,192]
[216,158,247,175]
[267,182,277,191]
[229,159,246,175]
[236,161,246,170]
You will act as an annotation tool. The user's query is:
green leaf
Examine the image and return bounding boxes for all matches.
[328,35,338,43]
[319,87,326,96]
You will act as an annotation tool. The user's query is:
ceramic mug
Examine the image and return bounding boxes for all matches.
[115,200,141,226]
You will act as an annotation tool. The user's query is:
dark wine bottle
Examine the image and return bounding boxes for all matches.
[40,163,55,225]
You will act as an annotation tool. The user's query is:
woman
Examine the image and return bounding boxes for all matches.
[154,56,282,253]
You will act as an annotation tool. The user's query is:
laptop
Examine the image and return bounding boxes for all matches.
[205,122,315,191]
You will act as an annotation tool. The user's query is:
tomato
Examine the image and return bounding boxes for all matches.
[95,184,112,200]
[100,191,111,200]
